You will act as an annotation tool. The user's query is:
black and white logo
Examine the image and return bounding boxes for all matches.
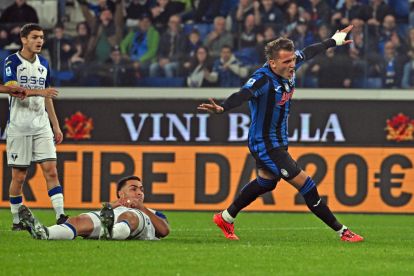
[280,168,289,178]
[11,153,18,161]
[38,67,44,74]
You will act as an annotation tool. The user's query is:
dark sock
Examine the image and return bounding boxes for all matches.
[227,177,276,218]
[300,177,342,231]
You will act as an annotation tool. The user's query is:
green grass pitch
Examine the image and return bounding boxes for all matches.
[1,209,413,275]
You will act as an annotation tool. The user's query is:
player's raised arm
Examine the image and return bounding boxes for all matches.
[300,24,354,62]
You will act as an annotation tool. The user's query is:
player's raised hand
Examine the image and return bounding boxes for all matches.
[197,98,224,114]
[331,25,353,46]
[42,88,59,98]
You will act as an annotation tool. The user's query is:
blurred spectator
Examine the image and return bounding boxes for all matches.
[79,0,124,63]
[96,45,133,86]
[70,22,90,67]
[314,24,332,43]
[186,46,216,87]
[81,0,115,17]
[69,21,90,83]
[289,19,315,50]
[309,0,332,31]
[0,0,39,24]
[45,23,76,71]
[331,0,365,29]
[227,0,254,33]
[150,0,185,32]
[204,16,234,58]
[256,26,277,64]
[149,15,185,77]
[283,1,302,37]
[210,45,249,87]
[181,29,203,64]
[362,0,393,27]
[239,14,259,49]
[190,0,223,24]
[0,0,38,46]
[402,27,414,88]
[372,41,405,88]
[125,0,155,27]
[309,48,353,88]
[253,0,284,32]
[387,0,410,37]
[0,28,9,48]
[378,14,406,55]
[120,14,160,76]
[274,0,290,13]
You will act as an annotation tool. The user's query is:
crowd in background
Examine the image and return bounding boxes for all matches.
[0,0,413,89]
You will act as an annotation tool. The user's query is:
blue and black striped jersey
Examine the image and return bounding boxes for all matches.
[242,50,306,152]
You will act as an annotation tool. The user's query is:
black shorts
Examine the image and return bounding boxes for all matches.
[250,146,302,181]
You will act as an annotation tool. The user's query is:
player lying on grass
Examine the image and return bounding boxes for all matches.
[18,175,170,240]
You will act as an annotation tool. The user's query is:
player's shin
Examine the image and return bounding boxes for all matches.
[226,177,277,220]
[300,177,342,231]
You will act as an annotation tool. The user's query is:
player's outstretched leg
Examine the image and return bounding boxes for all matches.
[18,205,49,240]
[99,203,115,240]
[298,176,364,242]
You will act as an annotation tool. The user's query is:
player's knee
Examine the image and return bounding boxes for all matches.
[11,169,27,184]
[43,166,58,180]
[257,176,277,192]
[117,211,139,231]
[67,215,94,236]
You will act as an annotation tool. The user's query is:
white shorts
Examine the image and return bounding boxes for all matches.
[83,206,157,240]
[6,132,56,167]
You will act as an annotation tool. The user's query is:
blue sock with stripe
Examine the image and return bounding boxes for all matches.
[48,186,65,219]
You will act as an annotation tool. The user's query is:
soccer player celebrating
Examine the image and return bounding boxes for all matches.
[3,23,68,230]
[198,25,363,242]
[18,176,170,240]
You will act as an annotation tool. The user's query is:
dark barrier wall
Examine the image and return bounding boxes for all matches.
[2,99,414,146]
[1,98,413,212]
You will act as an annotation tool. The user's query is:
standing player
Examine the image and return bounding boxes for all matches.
[198,25,364,242]
[3,23,68,231]
[18,176,170,240]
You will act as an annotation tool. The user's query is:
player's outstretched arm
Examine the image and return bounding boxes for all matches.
[301,25,354,61]
[26,87,58,98]
[198,89,253,114]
